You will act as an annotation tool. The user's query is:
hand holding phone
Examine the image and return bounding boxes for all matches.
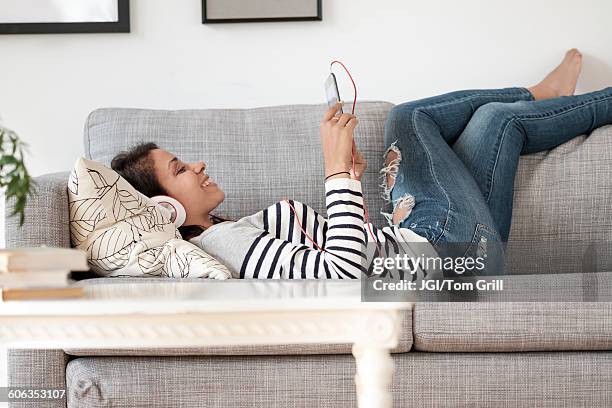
[319,103,356,180]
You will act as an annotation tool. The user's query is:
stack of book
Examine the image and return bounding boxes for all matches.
[0,247,89,300]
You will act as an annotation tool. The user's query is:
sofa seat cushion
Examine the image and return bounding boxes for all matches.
[66,354,358,407]
[414,301,612,352]
[65,352,612,408]
[63,278,412,355]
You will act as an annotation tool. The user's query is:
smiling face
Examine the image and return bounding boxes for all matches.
[150,148,225,225]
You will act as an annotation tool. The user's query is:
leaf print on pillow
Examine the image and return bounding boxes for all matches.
[161,243,231,279]
[123,204,172,234]
[87,168,116,199]
[138,245,168,276]
[87,243,132,274]
[85,225,135,271]
[144,204,173,232]
[68,168,79,196]
[165,246,193,278]
[69,157,230,279]
[69,197,106,247]
[112,185,143,220]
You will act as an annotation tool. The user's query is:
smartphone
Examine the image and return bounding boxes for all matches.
[324,73,343,114]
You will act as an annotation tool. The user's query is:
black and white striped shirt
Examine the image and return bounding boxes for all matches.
[189,177,432,279]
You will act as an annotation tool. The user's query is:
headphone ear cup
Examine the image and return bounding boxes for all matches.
[150,195,187,227]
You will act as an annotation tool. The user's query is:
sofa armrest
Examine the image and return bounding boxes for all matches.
[8,349,70,408]
[4,171,71,248]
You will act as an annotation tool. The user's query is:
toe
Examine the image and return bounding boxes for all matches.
[568,48,582,59]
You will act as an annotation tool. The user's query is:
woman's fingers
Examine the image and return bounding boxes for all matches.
[349,147,367,181]
[336,113,355,127]
[319,105,360,178]
[346,117,358,129]
[322,102,343,122]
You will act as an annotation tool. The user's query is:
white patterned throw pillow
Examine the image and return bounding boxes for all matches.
[67,157,231,279]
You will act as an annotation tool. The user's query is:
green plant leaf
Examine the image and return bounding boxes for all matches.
[0,124,32,227]
[0,155,19,166]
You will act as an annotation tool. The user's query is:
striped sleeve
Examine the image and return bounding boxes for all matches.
[317,177,367,278]
[239,177,367,279]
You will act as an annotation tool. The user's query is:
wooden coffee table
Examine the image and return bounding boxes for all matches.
[0,280,411,408]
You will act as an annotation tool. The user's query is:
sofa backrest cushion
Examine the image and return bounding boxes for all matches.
[84,102,393,228]
[507,125,612,274]
[83,104,612,275]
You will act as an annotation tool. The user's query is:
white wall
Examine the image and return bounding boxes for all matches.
[1,0,611,178]
[0,0,610,387]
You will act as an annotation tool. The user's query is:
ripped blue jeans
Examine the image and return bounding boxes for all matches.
[381,86,612,275]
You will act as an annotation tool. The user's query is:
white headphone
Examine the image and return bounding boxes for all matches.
[151,195,187,227]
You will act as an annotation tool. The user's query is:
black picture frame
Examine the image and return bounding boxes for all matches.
[202,0,322,24]
[0,0,130,34]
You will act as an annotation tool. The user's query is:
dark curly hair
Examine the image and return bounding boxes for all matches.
[110,142,229,240]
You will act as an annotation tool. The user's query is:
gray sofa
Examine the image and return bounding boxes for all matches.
[5,101,612,407]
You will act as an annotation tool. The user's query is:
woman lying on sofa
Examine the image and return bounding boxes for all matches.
[111,48,612,280]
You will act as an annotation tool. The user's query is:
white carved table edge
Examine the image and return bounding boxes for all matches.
[0,298,412,408]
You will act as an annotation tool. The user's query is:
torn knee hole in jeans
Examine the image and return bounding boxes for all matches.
[380,141,415,226]
[383,194,415,226]
[380,141,402,200]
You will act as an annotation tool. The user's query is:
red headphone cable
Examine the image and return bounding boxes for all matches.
[283,61,382,256]
[329,61,381,254]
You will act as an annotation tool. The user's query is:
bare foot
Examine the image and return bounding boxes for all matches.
[528,48,583,100]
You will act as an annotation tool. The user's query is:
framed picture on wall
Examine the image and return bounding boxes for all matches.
[0,0,130,34]
[202,0,322,24]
